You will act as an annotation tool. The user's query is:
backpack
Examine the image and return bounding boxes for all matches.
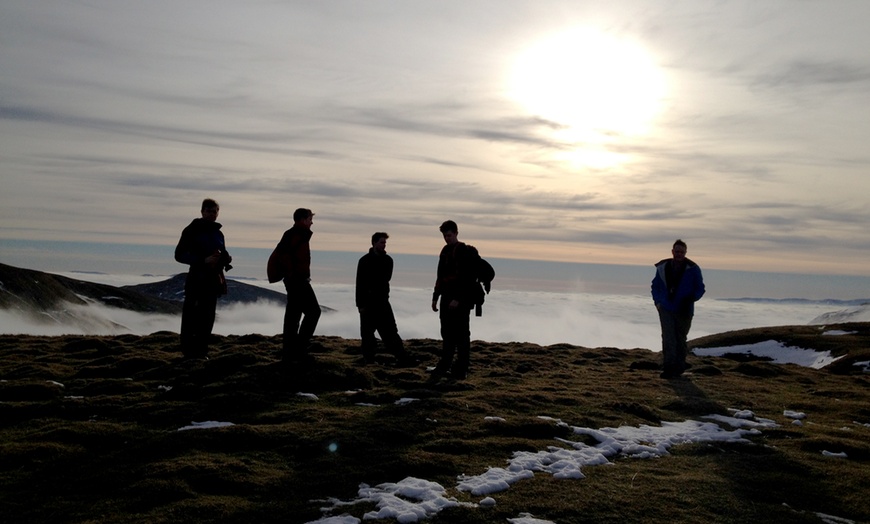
[464,244,495,316]
[266,244,285,283]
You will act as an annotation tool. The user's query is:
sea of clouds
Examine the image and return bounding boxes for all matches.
[3,274,866,349]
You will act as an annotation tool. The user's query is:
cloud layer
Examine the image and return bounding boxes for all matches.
[2,1,870,275]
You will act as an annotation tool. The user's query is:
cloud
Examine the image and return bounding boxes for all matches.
[3,1,870,273]
[754,60,870,90]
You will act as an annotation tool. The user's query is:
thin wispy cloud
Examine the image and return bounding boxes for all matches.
[1,0,869,275]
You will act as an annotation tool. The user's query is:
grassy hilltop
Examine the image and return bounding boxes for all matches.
[1,325,869,523]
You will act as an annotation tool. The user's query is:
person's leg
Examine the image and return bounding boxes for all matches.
[282,283,303,358]
[377,302,407,360]
[435,304,456,374]
[196,292,218,356]
[297,282,321,351]
[675,313,694,372]
[359,308,378,362]
[179,300,199,356]
[658,309,681,377]
[452,309,471,378]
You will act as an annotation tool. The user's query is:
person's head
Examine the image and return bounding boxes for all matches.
[672,239,687,262]
[371,232,389,253]
[201,199,219,222]
[439,220,459,245]
[293,208,314,228]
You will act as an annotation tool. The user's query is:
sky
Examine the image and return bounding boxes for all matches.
[2,1,870,277]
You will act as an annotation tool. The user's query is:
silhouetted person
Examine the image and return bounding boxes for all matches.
[356,232,410,365]
[273,208,321,363]
[431,220,477,379]
[651,239,705,378]
[174,198,231,359]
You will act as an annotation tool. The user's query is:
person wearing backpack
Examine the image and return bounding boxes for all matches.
[174,198,231,359]
[271,208,321,364]
[431,220,478,379]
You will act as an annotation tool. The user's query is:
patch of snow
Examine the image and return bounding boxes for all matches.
[816,513,855,524]
[177,421,234,431]
[693,340,843,369]
[507,514,556,524]
[822,330,856,336]
[297,392,319,400]
[784,410,806,420]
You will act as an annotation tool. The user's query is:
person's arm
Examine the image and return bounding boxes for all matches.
[693,267,706,301]
[355,256,366,311]
[432,259,442,312]
[651,268,668,309]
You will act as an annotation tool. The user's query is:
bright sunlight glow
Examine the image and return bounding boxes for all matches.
[510,28,666,168]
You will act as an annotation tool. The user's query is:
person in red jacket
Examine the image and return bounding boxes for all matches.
[273,208,321,364]
[174,198,231,359]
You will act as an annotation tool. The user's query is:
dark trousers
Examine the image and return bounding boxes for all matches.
[658,308,693,374]
[180,280,218,357]
[283,280,321,356]
[360,301,404,359]
[437,301,471,374]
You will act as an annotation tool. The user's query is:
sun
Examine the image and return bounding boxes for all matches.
[509,28,666,167]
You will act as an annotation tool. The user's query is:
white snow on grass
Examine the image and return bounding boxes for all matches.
[309,414,779,523]
[177,421,234,431]
[693,340,843,369]
[297,392,319,400]
[507,514,556,524]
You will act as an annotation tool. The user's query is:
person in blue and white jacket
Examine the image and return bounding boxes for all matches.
[651,239,705,378]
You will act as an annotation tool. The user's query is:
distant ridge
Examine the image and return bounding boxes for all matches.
[0,263,331,327]
[719,297,870,306]
[0,262,181,315]
[124,273,288,306]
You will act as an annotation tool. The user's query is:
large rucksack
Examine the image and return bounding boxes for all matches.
[266,244,285,283]
[465,244,495,316]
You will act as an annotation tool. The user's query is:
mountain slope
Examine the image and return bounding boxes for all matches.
[0,262,181,314]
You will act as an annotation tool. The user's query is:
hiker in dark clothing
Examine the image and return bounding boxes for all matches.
[355,232,410,365]
[273,208,321,363]
[174,198,231,359]
[431,220,477,379]
[651,239,705,378]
